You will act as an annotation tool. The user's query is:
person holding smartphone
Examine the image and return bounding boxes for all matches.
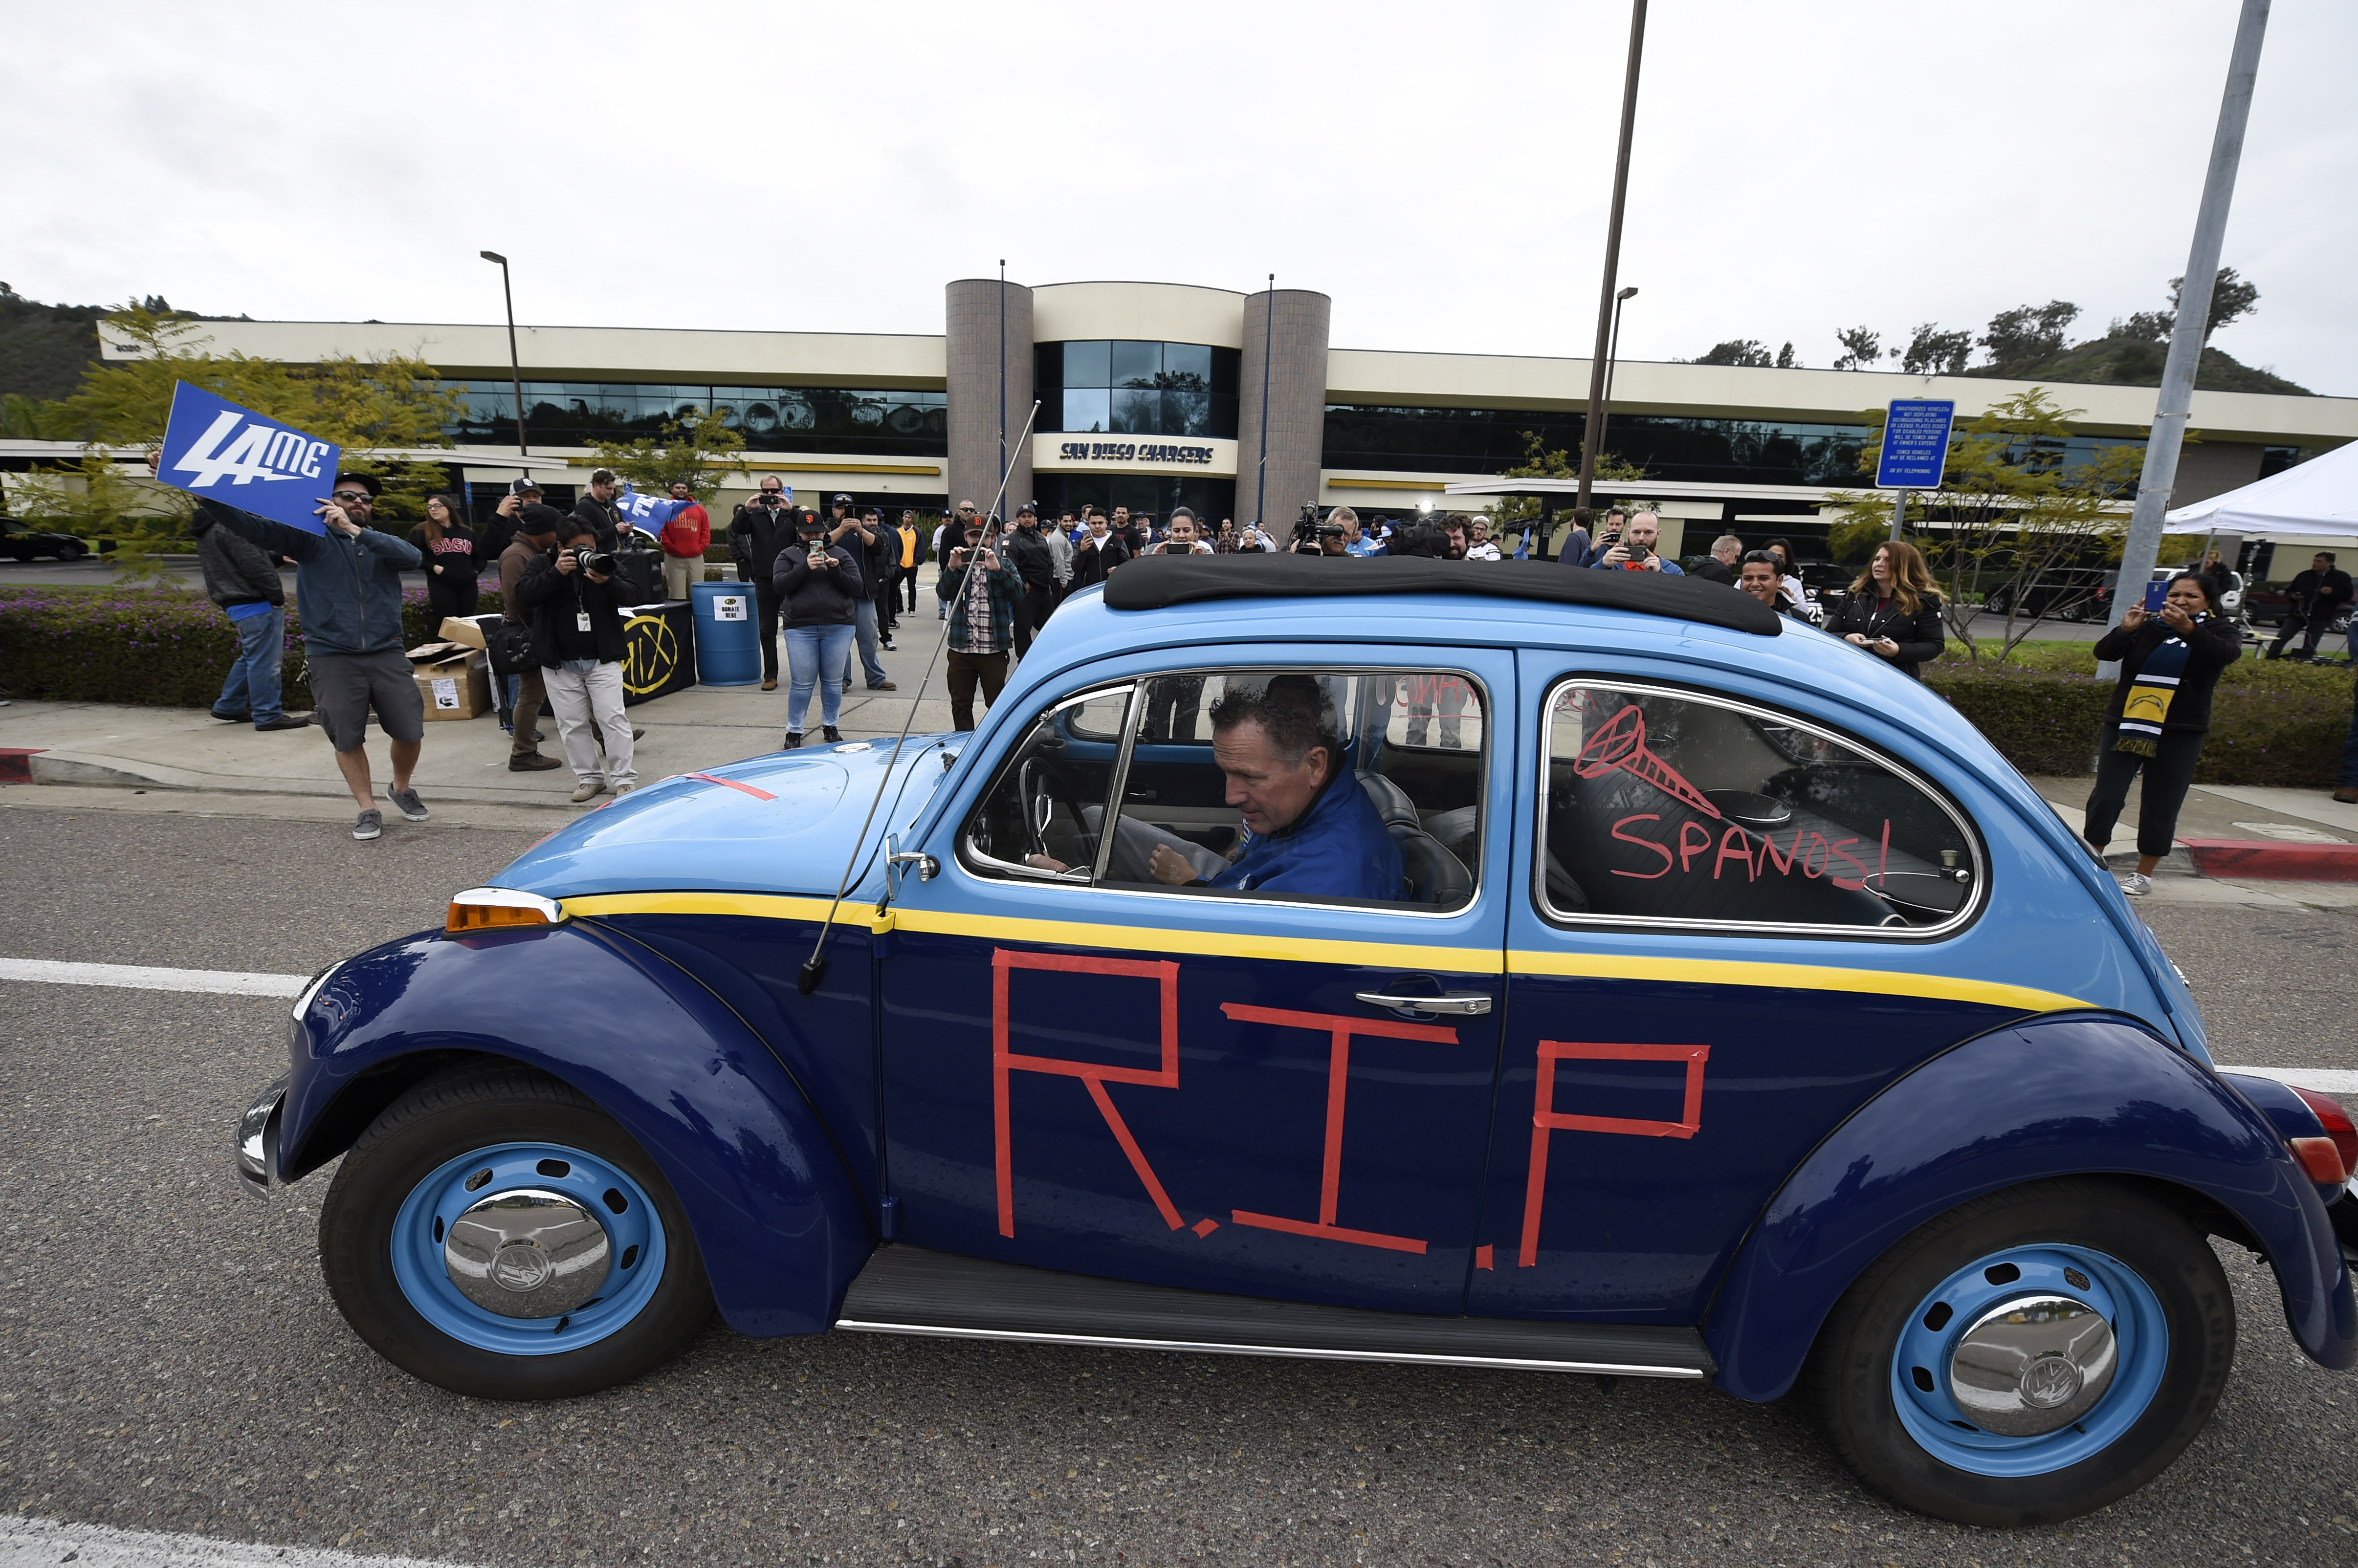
[773,508,860,748]
[1588,510,1683,574]
[936,513,1024,731]
[515,524,637,802]
[728,479,796,689]
[1823,539,1944,680]
[2084,572,2242,896]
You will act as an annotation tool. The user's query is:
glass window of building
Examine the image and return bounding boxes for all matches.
[1036,342,1240,439]
[445,381,945,456]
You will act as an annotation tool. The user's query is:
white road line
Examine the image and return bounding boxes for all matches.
[0,958,308,997]
[0,1515,474,1568]
[2216,1065,2358,1096]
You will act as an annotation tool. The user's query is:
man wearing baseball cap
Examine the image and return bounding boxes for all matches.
[189,468,432,841]
[1001,503,1058,658]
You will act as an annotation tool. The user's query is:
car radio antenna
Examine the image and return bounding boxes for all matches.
[797,399,1042,996]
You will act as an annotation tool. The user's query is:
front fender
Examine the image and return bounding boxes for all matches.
[280,921,873,1338]
[1705,1014,2357,1402]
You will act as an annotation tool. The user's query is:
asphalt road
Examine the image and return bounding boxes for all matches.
[4,805,2357,1567]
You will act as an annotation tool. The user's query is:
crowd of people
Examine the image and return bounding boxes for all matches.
[169,462,2356,877]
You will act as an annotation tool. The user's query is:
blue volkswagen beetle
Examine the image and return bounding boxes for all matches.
[236,556,2357,1526]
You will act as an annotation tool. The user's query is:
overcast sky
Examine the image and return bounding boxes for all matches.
[7,0,2351,395]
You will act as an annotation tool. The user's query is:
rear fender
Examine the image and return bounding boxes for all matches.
[1705,1014,2357,1402]
[280,921,873,1337]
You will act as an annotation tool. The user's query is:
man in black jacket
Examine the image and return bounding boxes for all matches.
[1069,507,1128,591]
[728,479,796,688]
[572,469,627,550]
[2268,552,2355,661]
[191,503,307,730]
[1002,505,1058,657]
[514,523,637,803]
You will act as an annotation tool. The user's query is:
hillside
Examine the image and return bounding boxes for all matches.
[0,285,111,404]
[1963,332,2311,396]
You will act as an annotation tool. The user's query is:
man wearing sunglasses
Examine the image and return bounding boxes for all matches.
[188,470,431,841]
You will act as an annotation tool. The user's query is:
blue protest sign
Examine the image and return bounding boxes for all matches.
[1875,398,1955,490]
[157,382,341,534]
[616,484,688,532]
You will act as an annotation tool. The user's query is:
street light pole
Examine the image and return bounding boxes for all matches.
[997,260,1007,507]
[1256,274,1274,529]
[1594,285,1639,469]
[478,251,527,457]
[1577,0,1647,515]
[2104,0,2270,677]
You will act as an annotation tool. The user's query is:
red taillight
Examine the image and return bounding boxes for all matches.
[2290,1086,2358,1178]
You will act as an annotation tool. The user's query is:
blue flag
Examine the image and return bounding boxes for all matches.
[616,484,688,533]
[156,382,342,535]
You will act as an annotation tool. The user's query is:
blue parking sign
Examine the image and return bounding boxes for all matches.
[1875,399,1955,490]
[156,382,341,534]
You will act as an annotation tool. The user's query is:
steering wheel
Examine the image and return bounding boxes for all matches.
[1016,756,1093,867]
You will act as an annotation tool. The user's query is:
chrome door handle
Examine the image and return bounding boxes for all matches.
[1354,991,1493,1017]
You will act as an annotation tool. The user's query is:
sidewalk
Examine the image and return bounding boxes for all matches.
[2027,773,2358,882]
[0,613,973,815]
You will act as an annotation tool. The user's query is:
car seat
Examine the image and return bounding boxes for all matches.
[1358,772,1473,907]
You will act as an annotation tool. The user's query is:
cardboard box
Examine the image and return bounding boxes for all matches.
[408,642,492,720]
[437,614,496,651]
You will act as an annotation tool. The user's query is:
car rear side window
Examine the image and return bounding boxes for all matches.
[1538,679,1982,937]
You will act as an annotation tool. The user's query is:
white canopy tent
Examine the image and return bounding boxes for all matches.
[2165,440,2358,539]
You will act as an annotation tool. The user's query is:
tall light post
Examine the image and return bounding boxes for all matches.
[2103,0,2270,675]
[997,260,1007,505]
[478,251,527,457]
[1255,274,1274,529]
[1593,285,1639,469]
[1576,0,1647,514]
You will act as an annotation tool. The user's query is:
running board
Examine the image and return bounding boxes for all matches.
[835,1245,1714,1379]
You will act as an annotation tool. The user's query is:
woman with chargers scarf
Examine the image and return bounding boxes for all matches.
[2083,571,2242,896]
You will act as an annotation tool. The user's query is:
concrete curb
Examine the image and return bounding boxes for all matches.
[2178,837,2358,883]
[23,749,578,810]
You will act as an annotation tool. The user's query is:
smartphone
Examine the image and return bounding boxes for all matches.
[2142,580,2167,612]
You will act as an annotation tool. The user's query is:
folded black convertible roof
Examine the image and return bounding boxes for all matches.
[1101,553,1784,636]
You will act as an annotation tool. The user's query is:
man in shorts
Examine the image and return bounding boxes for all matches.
[196,470,430,840]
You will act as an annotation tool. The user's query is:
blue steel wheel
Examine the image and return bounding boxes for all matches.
[320,1064,713,1400]
[1809,1180,2234,1527]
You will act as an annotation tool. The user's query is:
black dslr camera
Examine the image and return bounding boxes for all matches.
[574,548,621,577]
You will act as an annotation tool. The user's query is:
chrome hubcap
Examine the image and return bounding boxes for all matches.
[1947,1294,2117,1436]
[442,1188,610,1319]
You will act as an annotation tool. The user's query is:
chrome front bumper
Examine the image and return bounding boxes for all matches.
[235,1074,289,1200]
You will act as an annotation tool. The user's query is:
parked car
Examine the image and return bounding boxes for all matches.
[1979,567,2114,622]
[2242,581,2346,637]
[235,557,2356,1527]
[0,517,88,562]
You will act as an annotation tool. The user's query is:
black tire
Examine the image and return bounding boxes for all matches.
[58,541,86,562]
[1984,589,2011,617]
[1808,1179,2233,1527]
[318,1062,714,1400]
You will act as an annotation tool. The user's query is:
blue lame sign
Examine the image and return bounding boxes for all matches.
[157,382,342,534]
[1875,398,1955,490]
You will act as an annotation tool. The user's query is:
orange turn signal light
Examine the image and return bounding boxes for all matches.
[444,887,566,935]
[2289,1135,2348,1186]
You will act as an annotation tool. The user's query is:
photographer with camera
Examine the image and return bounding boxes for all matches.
[512,522,638,803]
[823,495,897,690]
[1588,509,1683,575]
[1327,505,1383,557]
[771,508,861,749]
[937,512,1024,731]
[728,478,797,689]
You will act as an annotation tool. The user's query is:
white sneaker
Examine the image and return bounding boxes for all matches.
[2118,871,2152,897]
[571,780,606,804]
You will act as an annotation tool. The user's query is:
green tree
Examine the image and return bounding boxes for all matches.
[2169,266,2260,341]
[1900,323,1973,376]
[1830,327,1883,371]
[1696,339,1774,367]
[1825,388,2147,661]
[586,405,748,502]
[2,302,462,574]
[1486,432,1648,550]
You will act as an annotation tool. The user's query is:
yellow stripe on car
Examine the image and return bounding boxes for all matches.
[560,893,2087,1011]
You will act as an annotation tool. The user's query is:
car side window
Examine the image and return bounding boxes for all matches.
[1540,679,1980,935]
[1097,667,1483,911]
[960,686,1136,884]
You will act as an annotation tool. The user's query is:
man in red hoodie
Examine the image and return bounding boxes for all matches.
[659,481,711,601]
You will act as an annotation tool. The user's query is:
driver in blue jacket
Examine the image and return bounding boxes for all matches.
[1144,676,1403,900]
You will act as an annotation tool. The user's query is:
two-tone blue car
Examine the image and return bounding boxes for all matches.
[236,556,2358,1527]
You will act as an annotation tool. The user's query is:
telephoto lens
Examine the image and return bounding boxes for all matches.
[578,549,620,576]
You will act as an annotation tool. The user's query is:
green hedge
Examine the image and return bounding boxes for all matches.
[1927,653,2350,786]
[0,584,503,710]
